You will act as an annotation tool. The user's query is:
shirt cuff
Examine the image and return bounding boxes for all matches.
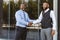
[52,27,56,31]
[27,22,28,26]
[33,21,36,24]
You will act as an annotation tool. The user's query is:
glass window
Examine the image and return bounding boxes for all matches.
[1,0,57,40]
[9,0,53,40]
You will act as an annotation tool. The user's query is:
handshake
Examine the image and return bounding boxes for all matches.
[27,22,41,27]
[28,22,33,27]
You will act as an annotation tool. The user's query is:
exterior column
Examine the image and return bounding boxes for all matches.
[53,0,58,40]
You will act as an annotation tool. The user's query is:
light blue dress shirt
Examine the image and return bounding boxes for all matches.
[15,10,33,27]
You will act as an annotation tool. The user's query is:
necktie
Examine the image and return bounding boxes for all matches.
[23,11,26,21]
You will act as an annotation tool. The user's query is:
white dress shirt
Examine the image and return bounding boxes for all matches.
[33,8,56,30]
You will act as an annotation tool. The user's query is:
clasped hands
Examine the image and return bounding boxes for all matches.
[28,22,33,27]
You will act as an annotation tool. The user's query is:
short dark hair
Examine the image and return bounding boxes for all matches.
[20,3,26,6]
[43,1,50,6]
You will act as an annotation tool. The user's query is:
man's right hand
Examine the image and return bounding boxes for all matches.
[28,22,33,27]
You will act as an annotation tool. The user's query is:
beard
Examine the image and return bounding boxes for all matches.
[43,7,48,11]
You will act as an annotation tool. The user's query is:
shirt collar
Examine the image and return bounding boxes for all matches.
[20,9,23,11]
[44,8,50,13]
[20,9,25,12]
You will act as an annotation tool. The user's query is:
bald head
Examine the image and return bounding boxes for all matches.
[20,3,26,10]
